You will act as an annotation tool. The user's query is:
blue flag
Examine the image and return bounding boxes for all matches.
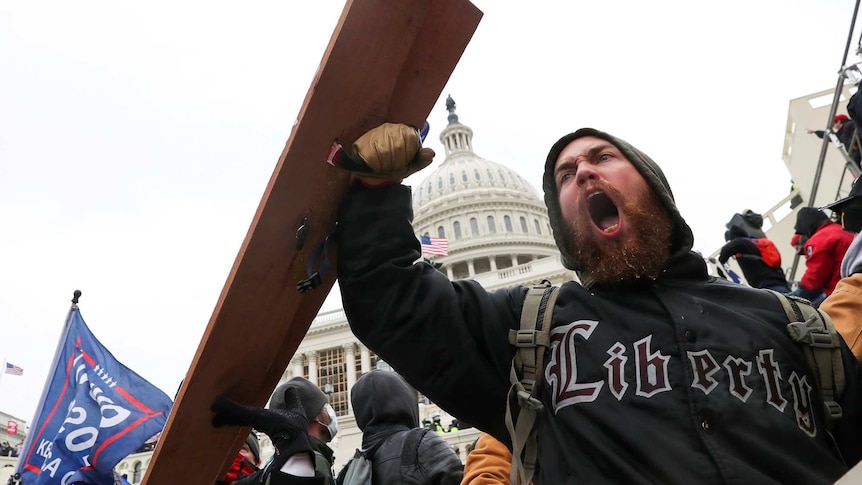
[18,308,173,485]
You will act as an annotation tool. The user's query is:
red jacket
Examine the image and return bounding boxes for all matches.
[801,221,855,295]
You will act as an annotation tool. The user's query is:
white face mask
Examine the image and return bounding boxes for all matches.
[317,403,338,440]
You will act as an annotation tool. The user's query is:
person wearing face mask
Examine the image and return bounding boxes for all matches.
[270,377,339,485]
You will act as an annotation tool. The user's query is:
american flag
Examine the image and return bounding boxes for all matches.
[5,362,23,376]
[420,235,449,256]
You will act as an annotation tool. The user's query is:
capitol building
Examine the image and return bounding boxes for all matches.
[262,96,573,473]
[0,96,572,484]
[5,83,853,482]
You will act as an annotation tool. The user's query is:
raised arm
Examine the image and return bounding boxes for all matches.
[337,183,524,439]
[718,238,758,264]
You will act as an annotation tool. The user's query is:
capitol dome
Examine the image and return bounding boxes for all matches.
[412,96,561,282]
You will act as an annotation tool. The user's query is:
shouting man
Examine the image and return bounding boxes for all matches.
[336,124,862,484]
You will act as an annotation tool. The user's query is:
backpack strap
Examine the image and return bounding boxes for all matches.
[399,427,431,469]
[505,282,559,485]
[764,289,845,429]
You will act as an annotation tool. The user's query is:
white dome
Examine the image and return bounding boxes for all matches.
[412,153,542,209]
[410,97,558,281]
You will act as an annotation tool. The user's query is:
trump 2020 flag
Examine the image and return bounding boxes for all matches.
[18,307,173,485]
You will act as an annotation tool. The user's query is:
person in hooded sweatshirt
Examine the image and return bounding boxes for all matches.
[791,207,855,306]
[718,225,789,292]
[334,122,862,484]
[334,370,463,485]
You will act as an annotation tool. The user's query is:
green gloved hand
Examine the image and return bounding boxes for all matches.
[350,122,435,186]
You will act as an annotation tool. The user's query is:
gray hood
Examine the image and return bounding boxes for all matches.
[542,128,694,273]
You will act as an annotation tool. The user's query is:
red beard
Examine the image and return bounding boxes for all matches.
[567,181,673,286]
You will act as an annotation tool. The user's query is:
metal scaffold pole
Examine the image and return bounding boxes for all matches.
[790,0,862,280]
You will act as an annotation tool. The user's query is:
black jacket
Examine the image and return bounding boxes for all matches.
[337,184,862,485]
[232,432,332,485]
[718,238,788,289]
[814,120,857,150]
[336,370,463,485]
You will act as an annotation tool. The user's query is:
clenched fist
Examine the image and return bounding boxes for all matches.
[351,123,435,186]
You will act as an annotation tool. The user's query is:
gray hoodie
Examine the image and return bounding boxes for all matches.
[542,128,695,277]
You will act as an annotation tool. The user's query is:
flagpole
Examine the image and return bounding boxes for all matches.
[15,290,82,477]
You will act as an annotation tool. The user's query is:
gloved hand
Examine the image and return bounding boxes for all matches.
[841,230,862,277]
[211,388,312,470]
[350,122,435,186]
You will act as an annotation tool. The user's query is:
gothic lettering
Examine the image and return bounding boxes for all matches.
[788,371,816,437]
[687,350,720,395]
[546,320,604,410]
[757,349,787,412]
[603,342,629,401]
[635,336,671,398]
[723,356,753,402]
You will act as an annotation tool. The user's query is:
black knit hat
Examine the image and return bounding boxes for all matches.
[270,377,327,420]
[542,128,694,274]
[245,432,261,464]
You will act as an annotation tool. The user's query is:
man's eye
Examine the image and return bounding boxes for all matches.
[560,173,573,183]
[599,153,612,162]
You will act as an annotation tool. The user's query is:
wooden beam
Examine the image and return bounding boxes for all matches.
[142,1,482,483]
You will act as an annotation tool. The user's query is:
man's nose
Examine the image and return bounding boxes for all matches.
[576,164,598,186]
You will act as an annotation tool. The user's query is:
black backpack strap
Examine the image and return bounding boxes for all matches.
[399,427,431,469]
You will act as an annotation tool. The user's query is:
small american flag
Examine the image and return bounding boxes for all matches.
[4,362,23,376]
[420,235,449,256]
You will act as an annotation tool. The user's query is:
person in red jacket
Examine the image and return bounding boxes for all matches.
[790,207,855,305]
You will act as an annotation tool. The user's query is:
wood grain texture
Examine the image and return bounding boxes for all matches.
[142,1,482,483]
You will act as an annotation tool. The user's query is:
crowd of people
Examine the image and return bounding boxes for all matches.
[39,108,862,484]
[422,414,462,435]
[717,201,856,309]
[199,117,862,485]
[211,373,465,485]
[0,442,18,458]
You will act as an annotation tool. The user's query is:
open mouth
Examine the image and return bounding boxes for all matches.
[588,191,620,233]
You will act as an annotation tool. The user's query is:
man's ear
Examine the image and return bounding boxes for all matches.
[315,408,329,423]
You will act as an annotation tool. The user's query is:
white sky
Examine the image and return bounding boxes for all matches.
[0,0,858,423]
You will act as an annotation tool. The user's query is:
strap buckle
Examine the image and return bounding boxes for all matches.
[787,319,835,348]
[516,390,544,411]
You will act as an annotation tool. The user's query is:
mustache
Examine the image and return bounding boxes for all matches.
[565,183,673,285]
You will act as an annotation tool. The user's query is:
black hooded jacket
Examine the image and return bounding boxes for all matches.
[718,227,788,290]
[336,371,463,485]
[337,128,862,484]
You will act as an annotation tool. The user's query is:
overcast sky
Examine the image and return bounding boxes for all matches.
[0,0,858,423]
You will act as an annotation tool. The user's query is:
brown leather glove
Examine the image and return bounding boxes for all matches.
[350,123,435,186]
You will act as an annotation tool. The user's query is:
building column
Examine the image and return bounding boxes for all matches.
[343,343,357,414]
[446,266,454,280]
[467,258,475,277]
[489,256,498,272]
[291,356,304,379]
[510,255,518,267]
[360,345,371,374]
[305,351,318,385]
